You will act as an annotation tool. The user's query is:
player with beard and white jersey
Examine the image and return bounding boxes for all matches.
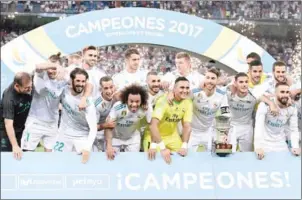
[142,71,165,151]
[226,72,279,152]
[93,76,115,152]
[105,84,149,160]
[254,82,301,160]
[189,67,234,152]
[66,46,106,101]
[21,53,68,152]
[54,68,97,164]
[112,48,148,93]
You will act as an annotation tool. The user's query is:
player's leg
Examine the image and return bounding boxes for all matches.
[124,131,141,152]
[163,132,182,152]
[42,134,58,152]
[188,130,207,152]
[21,124,42,151]
[142,129,152,152]
[237,125,253,152]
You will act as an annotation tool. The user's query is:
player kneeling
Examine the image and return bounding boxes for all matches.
[105,84,149,160]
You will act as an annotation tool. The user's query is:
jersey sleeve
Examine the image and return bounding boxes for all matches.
[108,102,122,121]
[33,71,48,94]
[254,102,268,149]
[152,96,167,121]
[85,100,98,150]
[1,95,14,120]
[183,99,193,123]
[288,107,300,149]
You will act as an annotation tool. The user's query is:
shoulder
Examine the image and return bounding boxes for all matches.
[182,98,193,105]
[215,88,226,95]
[94,96,104,107]
[155,94,168,107]
[192,88,202,94]
[112,101,127,111]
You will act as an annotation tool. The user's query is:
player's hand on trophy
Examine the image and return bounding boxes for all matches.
[12,145,23,160]
[106,146,116,161]
[291,148,301,156]
[255,148,265,160]
[81,150,90,164]
[161,148,171,164]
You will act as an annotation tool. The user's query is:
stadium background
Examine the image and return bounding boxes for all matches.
[1,1,301,80]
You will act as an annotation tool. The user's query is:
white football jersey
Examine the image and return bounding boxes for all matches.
[254,100,300,149]
[146,90,164,123]
[226,88,257,125]
[108,101,148,140]
[59,86,97,138]
[28,71,68,123]
[162,70,204,91]
[94,93,114,125]
[191,88,229,132]
[112,69,148,91]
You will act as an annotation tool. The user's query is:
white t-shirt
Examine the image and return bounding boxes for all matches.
[226,88,258,126]
[108,101,148,140]
[291,81,301,131]
[94,93,114,125]
[28,71,68,123]
[146,90,164,123]
[59,86,97,141]
[254,100,300,149]
[162,70,204,91]
[112,69,148,91]
[191,88,229,132]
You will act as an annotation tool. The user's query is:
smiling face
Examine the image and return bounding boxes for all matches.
[174,80,190,100]
[127,94,142,113]
[147,74,161,94]
[204,71,218,91]
[72,74,87,94]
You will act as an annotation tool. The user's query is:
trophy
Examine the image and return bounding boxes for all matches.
[212,106,233,157]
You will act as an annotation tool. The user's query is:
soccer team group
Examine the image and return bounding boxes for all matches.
[0,46,301,164]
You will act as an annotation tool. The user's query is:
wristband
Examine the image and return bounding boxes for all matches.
[150,142,157,149]
[158,141,166,150]
[181,142,188,149]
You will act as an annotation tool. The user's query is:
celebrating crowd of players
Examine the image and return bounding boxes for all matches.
[0,46,301,164]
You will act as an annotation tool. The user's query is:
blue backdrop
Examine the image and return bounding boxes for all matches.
[1,152,300,199]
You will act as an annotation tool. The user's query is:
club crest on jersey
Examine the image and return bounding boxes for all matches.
[121,110,127,117]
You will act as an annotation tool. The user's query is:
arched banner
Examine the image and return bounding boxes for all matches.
[1,8,275,93]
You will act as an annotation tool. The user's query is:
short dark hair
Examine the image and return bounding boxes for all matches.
[147,71,158,78]
[175,77,189,85]
[125,48,140,59]
[70,68,89,81]
[14,72,32,86]
[207,67,221,78]
[272,61,286,72]
[235,72,248,81]
[99,76,113,86]
[246,52,261,62]
[249,60,263,69]
[120,84,148,107]
[275,82,289,88]
[83,46,97,54]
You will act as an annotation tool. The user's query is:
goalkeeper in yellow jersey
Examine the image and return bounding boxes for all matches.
[147,77,193,164]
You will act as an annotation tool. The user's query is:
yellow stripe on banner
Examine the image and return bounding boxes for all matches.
[23,27,65,59]
[203,27,240,60]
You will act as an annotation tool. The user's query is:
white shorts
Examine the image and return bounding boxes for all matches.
[188,128,214,152]
[21,117,58,151]
[233,124,254,152]
[53,133,89,153]
[112,131,141,152]
[93,131,105,152]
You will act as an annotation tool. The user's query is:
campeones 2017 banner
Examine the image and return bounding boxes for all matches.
[1,152,301,199]
[0,8,275,93]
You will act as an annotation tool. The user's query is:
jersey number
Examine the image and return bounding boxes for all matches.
[54,142,64,152]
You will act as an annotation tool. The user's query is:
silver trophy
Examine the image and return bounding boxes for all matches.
[212,106,233,156]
